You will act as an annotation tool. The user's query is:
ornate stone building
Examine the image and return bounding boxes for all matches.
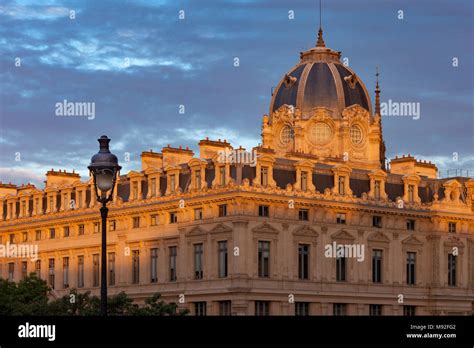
[1,28,473,316]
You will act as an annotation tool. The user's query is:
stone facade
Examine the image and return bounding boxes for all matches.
[0,28,473,316]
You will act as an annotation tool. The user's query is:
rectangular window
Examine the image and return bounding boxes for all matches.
[109,252,115,286]
[63,257,69,289]
[195,170,202,190]
[194,243,203,280]
[22,232,28,242]
[298,209,309,221]
[261,166,268,186]
[258,241,270,278]
[194,302,207,316]
[408,184,415,203]
[218,204,227,217]
[336,256,346,282]
[49,228,55,239]
[109,220,116,231]
[372,249,383,284]
[220,167,226,186]
[407,252,416,285]
[295,302,310,316]
[218,241,228,278]
[63,226,70,237]
[333,303,347,316]
[35,260,41,279]
[406,219,415,231]
[132,217,140,229]
[35,230,42,241]
[22,261,28,279]
[150,214,158,226]
[338,176,345,195]
[49,196,54,212]
[301,171,307,192]
[403,306,416,316]
[170,212,177,224]
[150,178,156,197]
[77,256,84,288]
[132,181,138,200]
[8,263,14,282]
[150,248,158,283]
[336,213,346,225]
[448,254,456,286]
[132,250,140,284]
[170,174,176,193]
[169,246,177,281]
[448,222,456,233]
[93,222,99,233]
[218,301,231,316]
[93,254,99,287]
[298,244,309,280]
[258,205,269,217]
[9,233,15,244]
[372,216,382,228]
[78,224,85,236]
[255,301,270,316]
[369,304,382,316]
[48,258,55,289]
[194,208,203,220]
[374,180,381,199]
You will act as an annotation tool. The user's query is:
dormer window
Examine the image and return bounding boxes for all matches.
[374,180,381,199]
[77,192,82,208]
[408,185,415,203]
[338,176,345,195]
[150,178,156,197]
[261,166,268,186]
[219,167,226,186]
[170,174,176,193]
[49,196,54,212]
[21,201,26,216]
[195,170,201,189]
[132,182,138,200]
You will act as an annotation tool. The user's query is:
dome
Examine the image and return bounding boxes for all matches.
[270,30,372,118]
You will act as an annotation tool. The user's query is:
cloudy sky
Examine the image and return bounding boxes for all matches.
[0,0,473,187]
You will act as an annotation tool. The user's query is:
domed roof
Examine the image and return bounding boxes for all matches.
[270,30,372,118]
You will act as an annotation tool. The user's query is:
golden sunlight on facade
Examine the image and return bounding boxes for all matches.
[1,28,473,316]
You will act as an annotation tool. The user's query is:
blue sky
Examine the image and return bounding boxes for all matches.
[0,0,473,187]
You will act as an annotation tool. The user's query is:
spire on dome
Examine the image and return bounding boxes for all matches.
[375,66,381,116]
[316,0,325,47]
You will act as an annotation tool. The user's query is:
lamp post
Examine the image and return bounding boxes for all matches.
[88,135,121,316]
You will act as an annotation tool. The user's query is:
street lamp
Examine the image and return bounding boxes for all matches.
[88,135,121,316]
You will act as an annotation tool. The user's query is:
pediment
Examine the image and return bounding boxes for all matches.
[209,223,232,234]
[368,231,391,243]
[252,222,279,234]
[293,225,319,237]
[443,236,464,248]
[187,225,207,236]
[331,229,355,241]
[401,235,424,245]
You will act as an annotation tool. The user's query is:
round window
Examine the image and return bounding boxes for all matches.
[350,124,363,145]
[310,122,332,143]
[280,125,294,145]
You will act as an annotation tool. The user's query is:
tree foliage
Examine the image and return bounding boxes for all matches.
[0,274,188,316]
